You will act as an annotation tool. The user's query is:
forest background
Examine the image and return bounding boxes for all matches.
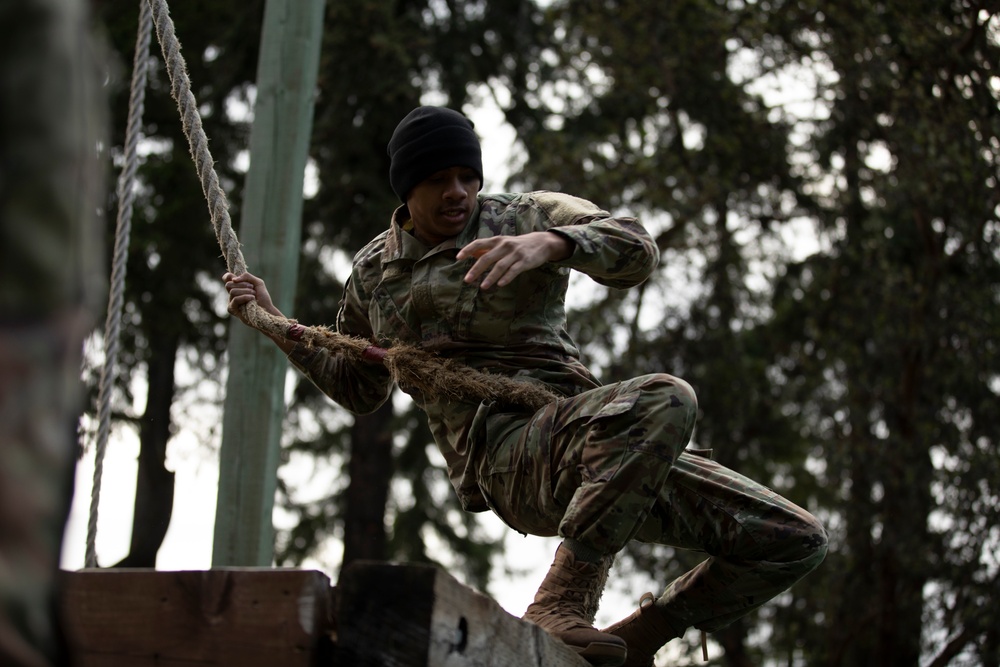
[62,1,999,666]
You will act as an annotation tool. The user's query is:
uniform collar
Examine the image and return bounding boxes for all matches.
[384,199,482,260]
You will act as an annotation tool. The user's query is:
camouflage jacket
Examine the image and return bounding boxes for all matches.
[288,190,657,510]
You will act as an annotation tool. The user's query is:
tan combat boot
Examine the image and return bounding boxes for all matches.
[601,592,683,667]
[522,544,627,666]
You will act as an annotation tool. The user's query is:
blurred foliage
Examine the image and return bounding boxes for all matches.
[505,1,999,665]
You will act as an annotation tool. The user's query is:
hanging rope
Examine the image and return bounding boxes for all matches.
[85,0,154,569]
[146,0,558,411]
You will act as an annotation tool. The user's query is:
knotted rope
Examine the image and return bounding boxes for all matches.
[146,0,557,411]
[86,0,153,569]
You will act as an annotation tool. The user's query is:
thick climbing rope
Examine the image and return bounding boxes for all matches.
[146,0,558,411]
[85,0,153,569]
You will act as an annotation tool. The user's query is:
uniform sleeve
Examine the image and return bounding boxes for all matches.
[528,192,658,289]
[286,262,393,415]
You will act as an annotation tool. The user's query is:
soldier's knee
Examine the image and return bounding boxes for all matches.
[773,510,828,574]
[640,374,699,447]
[638,373,698,415]
[802,514,829,569]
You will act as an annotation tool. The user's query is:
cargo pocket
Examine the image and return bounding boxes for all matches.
[550,388,640,476]
[475,407,558,538]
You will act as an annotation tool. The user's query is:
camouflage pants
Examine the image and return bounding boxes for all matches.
[477,373,828,634]
[1,0,105,663]
[0,325,83,667]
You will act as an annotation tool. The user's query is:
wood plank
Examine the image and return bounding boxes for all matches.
[335,561,590,667]
[60,568,334,667]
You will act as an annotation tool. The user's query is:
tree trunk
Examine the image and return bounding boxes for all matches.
[716,620,753,667]
[340,399,394,570]
[876,318,934,666]
[113,332,178,568]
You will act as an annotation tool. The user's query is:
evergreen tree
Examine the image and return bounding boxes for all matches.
[506,0,999,664]
[764,2,1000,664]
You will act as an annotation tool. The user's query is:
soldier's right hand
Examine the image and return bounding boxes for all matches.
[223,272,280,324]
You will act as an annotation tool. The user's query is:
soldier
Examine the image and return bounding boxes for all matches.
[224,106,827,667]
[0,0,106,665]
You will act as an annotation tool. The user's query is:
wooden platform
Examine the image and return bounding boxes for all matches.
[61,562,590,666]
[61,568,332,666]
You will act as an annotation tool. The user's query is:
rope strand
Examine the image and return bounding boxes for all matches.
[85,0,154,570]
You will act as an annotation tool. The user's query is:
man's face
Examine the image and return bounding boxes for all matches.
[405,166,481,246]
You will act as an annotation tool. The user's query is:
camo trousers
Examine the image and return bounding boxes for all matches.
[1,0,105,663]
[0,326,85,667]
[477,372,828,634]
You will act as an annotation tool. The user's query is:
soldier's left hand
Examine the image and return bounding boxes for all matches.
[457,231,573,289]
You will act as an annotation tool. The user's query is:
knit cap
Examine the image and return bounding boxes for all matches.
[387,106,483,201]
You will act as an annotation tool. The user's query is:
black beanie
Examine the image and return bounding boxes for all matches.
[387,106,484,201]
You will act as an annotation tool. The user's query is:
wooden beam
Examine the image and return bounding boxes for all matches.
[61,564,591,666]
[61,568,334,666]
[335,561,591,667]
[213,0,326,566]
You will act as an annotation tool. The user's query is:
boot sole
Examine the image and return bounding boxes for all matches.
[574,641,628,667]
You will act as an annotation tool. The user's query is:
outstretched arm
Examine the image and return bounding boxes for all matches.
[224,270,394,414]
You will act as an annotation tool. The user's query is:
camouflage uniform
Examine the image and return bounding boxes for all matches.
[290,191,827,637]
[0,0,106,664]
